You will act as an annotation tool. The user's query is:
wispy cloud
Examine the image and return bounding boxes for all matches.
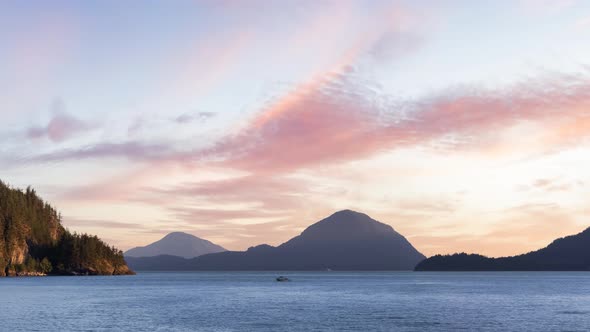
[529,178,583,192]
[174,112,216,124]
[151,175,308,211]
[20,68,590,174]
[169,207,287,225]
[3,1,590,257]
[26,99,95,142]
[63,217,148,230]
[368,6,428,63]
[28,141,171,163]
[207,68,590,174]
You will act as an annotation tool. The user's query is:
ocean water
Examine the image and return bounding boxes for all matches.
[1,272,590,331]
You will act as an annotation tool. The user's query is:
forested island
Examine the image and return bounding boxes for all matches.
[0,180,133,276]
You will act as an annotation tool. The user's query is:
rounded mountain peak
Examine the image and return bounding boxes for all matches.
[125,232,226,259]
[329,209,373,220]
[298,209,396,240]
[163,232,196,239]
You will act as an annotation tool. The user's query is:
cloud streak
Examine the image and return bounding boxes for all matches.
[20,68,590,175]
[174,112,217,124]
[208,68,590,173]
[28,141,170,163]
[27,99,94,142]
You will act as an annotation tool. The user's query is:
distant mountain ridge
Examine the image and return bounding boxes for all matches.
[415,227,590,271]
[126,210,426,271]
[125,232,226,259]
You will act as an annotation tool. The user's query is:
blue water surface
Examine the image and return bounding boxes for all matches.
[1,271,590,331]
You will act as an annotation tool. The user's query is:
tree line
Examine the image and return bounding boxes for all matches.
[1,180,127,276]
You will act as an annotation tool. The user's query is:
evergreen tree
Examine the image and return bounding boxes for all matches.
[0,180,132,276]
[40,257,52,274]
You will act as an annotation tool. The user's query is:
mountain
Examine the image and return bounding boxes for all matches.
[125,210,426,271]
[125,232,226,258]
[0,180,134,276]
[415,227,590,271]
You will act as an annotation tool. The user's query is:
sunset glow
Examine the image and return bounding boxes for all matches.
[2,0,590,257]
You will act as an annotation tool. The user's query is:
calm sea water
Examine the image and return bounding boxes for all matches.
[2,271,590,331]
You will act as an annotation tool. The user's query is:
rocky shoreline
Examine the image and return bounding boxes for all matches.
[8,271,47,277]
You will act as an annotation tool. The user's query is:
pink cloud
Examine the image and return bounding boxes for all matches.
[27,113,91,142]
[26,99,94,142]
[23,68,590,174]
[19,2,426,166]
[57,161,184,203]
[169,207,287,224]
[208,69,590,174]
[153,175,309,211]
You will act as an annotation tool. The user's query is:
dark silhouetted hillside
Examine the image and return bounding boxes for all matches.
[415,227,590,271]
[126,210,425,271]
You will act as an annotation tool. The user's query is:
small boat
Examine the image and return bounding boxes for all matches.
[276,276,290,282]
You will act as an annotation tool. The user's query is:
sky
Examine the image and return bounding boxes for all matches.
[1,0,590,257]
